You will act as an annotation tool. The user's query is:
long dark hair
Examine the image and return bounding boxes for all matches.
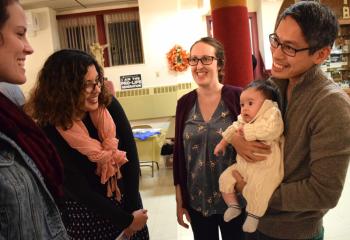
[26,49,111,129]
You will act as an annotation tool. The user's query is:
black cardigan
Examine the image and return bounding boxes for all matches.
[42,97,140,229]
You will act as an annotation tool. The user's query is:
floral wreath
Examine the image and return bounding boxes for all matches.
[166,44,189,72]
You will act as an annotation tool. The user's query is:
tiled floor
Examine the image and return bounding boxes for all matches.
[139,161,350,240]
[140,163,193,240]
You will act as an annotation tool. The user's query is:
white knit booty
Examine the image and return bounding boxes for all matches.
[243,214,259,233]
[223,205,241,222]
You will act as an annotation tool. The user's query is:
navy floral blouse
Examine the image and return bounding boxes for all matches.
[183,99,235,216]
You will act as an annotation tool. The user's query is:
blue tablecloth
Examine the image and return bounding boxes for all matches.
[133,129,161,141]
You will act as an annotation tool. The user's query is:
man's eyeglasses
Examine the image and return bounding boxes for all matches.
[269,33,311,57]
[84,77,104,93]
[188,55,218,66]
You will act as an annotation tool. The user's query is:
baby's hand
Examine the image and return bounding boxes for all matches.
[238,126,244,137]
[214,144,225,156]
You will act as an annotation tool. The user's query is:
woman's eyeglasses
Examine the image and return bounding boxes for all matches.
[269,33,311,57]
[188,55,218,66]
[84,77,104,93]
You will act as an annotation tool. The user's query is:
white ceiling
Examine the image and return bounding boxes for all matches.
[20,0,137,12]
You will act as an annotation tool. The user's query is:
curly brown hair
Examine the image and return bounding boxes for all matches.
[26,49,111,129]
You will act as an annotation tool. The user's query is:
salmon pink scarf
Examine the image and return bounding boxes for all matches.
[57,107,128,201]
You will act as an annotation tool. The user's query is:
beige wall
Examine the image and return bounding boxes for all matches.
[23,7,60,95]
[22,0,282,95]
[257,0,283,69]
[104,0,209,90]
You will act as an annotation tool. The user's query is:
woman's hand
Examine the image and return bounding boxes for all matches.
[176,204,191,228]
[123,228,134,239]
[231,133,271,162]
[123,209,148,239]
[125,209,148,235]
[175,185,191,228]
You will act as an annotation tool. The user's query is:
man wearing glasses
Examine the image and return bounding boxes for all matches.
[234,1,350,240]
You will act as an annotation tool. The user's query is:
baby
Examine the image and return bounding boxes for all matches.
[214,80,284,233]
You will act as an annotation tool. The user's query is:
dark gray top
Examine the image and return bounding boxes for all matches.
[183,99,235,216]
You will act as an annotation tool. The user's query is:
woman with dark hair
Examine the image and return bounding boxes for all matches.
[0,0,68,239]
[26,49,149,240]
[173,37,246,240]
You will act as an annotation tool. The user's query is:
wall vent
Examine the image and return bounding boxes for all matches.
[116,88,150,98]
[154,85,177,94]
[177,82,192,90]
[115,83,194,120]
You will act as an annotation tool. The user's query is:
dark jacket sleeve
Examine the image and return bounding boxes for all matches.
[107,97,141,213]
[221,85,242,122]
[43,125,134,230]
[173,90,196,209]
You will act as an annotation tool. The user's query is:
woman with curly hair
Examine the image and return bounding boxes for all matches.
[26,49,149,240]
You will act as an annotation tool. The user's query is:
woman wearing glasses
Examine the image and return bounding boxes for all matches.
[173,37,245,240]
[26,49,149,240]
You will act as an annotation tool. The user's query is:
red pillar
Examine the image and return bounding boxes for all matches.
[210,0,253,87]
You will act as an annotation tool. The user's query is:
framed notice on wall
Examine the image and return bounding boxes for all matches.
[120,74,142,90]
